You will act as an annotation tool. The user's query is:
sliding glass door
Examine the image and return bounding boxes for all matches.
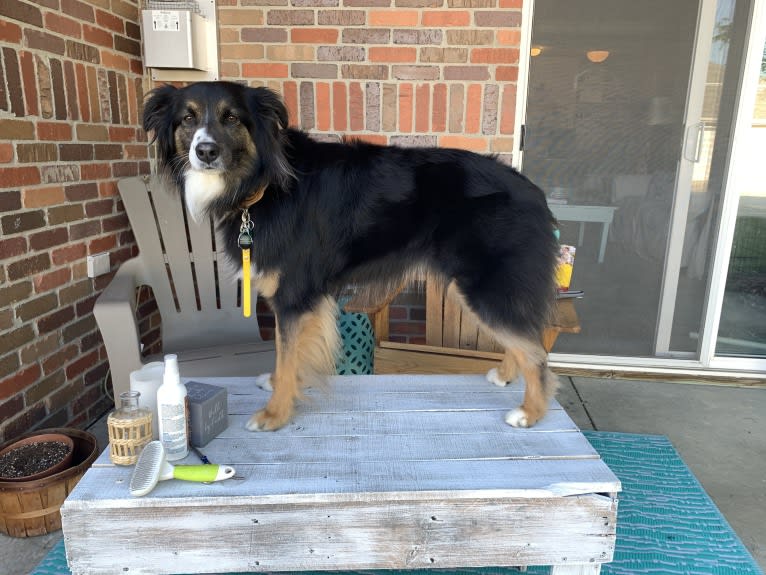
[520,0,760,365]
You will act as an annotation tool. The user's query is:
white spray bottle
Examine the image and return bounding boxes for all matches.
[156,354,188,461]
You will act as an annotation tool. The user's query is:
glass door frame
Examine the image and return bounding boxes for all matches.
[703,0,766,371]
[514,0,766,375]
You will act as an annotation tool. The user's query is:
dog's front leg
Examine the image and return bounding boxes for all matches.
[246,296,339,431]
[246,314,298,431]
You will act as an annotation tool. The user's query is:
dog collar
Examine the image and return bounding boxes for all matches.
[240,184,267,210]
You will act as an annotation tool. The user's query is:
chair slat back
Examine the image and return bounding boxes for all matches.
[117,176,262,349]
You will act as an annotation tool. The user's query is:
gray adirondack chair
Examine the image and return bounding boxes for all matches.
[94,175,275,400]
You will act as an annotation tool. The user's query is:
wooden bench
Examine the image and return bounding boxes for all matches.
[62,374,619,575]
[350,279,581,375]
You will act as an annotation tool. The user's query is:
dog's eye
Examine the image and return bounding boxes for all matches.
[182,113,195,125]
[225,113,239,125]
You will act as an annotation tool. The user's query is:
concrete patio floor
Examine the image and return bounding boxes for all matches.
[2,375,764,574]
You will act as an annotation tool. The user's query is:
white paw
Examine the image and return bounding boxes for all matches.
[505,408,530,428]
[486,368,509,387]
[254,373,273,391]
[245,414,264,431]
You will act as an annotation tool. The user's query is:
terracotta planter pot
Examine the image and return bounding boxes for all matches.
[0,433,74,482]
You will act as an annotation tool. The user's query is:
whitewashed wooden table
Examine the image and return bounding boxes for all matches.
[62,374,620,575]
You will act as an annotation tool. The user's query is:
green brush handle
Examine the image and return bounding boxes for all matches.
[173,464,235,482]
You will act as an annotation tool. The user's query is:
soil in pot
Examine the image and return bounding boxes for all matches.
[0,434,74,481]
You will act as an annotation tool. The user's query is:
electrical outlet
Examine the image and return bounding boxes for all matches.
[86,252,110,278]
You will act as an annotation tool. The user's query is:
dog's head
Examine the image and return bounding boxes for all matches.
[143,81,292,220]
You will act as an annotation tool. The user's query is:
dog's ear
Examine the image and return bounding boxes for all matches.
[143,84,178,166]
[246,87,293,190]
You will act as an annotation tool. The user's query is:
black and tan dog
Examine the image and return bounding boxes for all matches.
[143,81,560,432]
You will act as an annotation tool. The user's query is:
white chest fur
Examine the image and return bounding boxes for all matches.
[184,170,225,222]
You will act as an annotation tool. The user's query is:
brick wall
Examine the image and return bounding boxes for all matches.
[1,0,523,441]
[217,0,520,160]
[0,0,148,442]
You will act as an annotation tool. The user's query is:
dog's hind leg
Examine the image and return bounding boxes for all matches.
[246,296,339,431]
[494,337,559,428]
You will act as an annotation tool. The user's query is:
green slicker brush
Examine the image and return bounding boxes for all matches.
[130,441,236,497]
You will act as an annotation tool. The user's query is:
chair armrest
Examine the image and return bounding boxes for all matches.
[93,258,146,399]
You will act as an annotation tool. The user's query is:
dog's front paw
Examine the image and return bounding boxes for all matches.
[245,408,290,432]
[254,373,273,391]
[504,407,531,428]
[486,368,510,387]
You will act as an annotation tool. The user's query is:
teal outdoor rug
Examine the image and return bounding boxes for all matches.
[32,432,762,575]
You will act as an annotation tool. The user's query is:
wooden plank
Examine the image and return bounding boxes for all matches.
[63,495,616,575]
[425,279,445,346]
[67,457,621,502]
[442,282,463,348]
[376,344,500,375]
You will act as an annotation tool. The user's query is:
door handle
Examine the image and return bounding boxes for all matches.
[683,121,705,162]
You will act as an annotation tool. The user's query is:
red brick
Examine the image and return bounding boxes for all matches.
[242,63,289,78]
[45,12,82,38]
[0,1,43,28]
[421,10,470,26]
[500,84,515,134]
[497,30,521,46]
[85,199,114,217]
[292,28,338,43]
[65,350,99,380]
[0,143,12,163]
[440,135,488,151]
[2,47,24,116]
[349,82,364,131]
[415,83,430,132]
[316,82,331,131]
[52,243,86,267]
[0,166,40,188]
[29,227,69,251]
[24,186,66,208]
[369,47,417,63]
[38,306,76,334]
[496,66,518,82]
[0,20,22,43]
[283,81,298,127]
[471,48,519,64]
[6,252,50,281]
[42,345,79,375]
[19,51,38,117]
[88,235,117,254]
[0,190,21,212]
[1,210,45,235]
[369,10,418,26]
[0,364,41,401]
[399,83,413,133]
[95,9,123,33]
[34,268,72,292]
[466,84,482,134]
[432,83,447,132]
[38,121,73,141]
[75,63,90,122]
[0,237,27,259]
[332,82,347,131]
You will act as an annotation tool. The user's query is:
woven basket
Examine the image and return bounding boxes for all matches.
[0,428,98,538]
[107,411,152,465]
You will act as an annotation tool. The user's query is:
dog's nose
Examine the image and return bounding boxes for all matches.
[195,142,220,165]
